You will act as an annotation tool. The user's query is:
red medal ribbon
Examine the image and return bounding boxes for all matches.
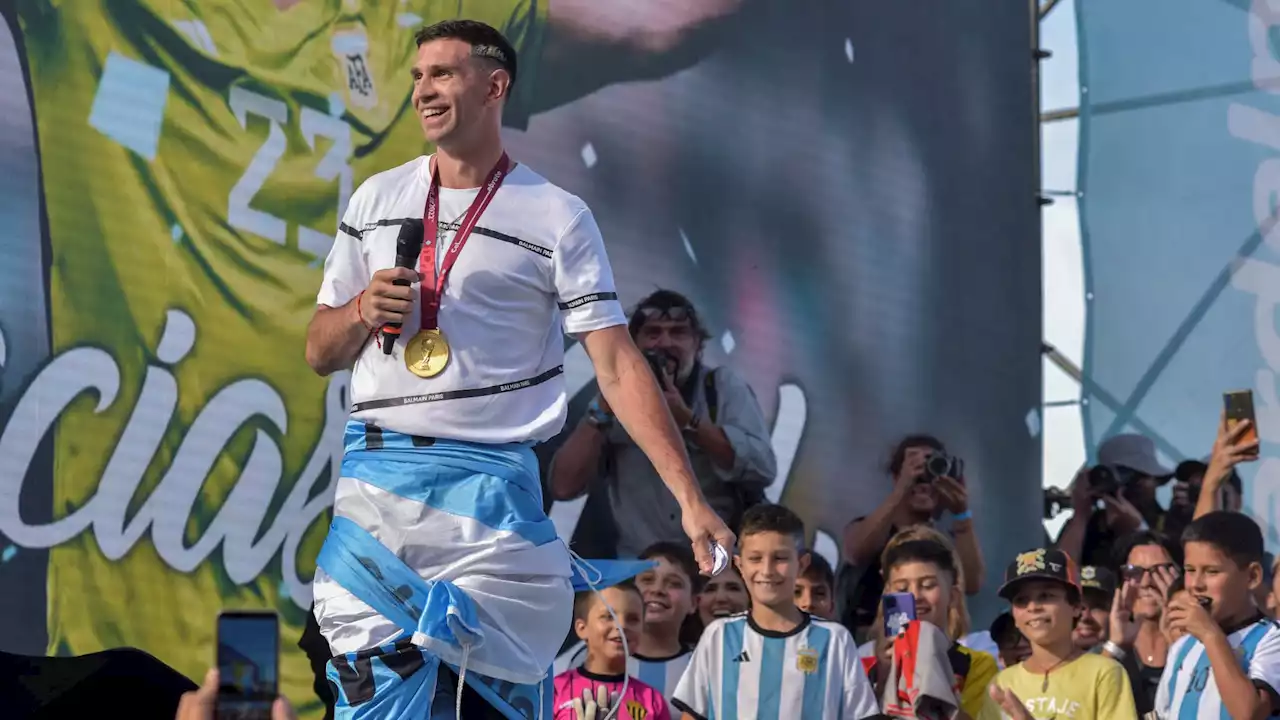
[418,152,510,330]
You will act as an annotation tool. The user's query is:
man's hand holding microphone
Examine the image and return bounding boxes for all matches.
[357,267,418,334]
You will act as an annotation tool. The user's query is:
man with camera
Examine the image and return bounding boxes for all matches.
[549,289,776,558]
[1055,434,1174,569]
[840,434,985,641]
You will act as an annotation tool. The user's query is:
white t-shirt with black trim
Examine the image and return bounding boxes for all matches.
[317,155,626,443]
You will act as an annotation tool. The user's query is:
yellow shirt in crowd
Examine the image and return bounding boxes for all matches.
[954,644,1000,718]
[977,652,1137,720]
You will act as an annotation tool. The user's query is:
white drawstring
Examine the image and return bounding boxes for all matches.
[455,643,471,720]
[568,551,629,720]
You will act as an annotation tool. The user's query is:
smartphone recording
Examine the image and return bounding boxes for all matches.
[216,611,279,720]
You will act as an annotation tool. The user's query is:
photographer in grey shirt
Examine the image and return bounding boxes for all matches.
[550,290,776,558]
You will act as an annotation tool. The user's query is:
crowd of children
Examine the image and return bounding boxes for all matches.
[552,497,1280,720]
[553,505,879,719]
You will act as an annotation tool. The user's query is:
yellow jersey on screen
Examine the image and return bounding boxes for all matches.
[13,0,544,713]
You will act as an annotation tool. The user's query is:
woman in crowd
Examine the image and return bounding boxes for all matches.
[694,563,749,628]
[1099,530,1181,717]
[867,526,997,719]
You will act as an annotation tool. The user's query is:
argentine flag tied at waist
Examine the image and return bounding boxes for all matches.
[313,421,575,717]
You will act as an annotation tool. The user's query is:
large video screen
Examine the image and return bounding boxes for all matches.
[0,1,1038,714]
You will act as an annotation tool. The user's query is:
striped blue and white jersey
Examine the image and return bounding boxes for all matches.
[1154,615,1280,719]
[552,640,692,711]
[633,649,694,704]
[672,613,880,720]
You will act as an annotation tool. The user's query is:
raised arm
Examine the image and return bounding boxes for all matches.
[1194,414,1259,520]
[532,0,752,113]
[547,395,611,500]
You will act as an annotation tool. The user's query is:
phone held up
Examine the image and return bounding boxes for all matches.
[1224,389,1259,446]
[882,592,917,639]
[216,610,279,720]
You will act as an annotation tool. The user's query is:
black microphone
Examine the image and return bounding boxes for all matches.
[381,219,424,354]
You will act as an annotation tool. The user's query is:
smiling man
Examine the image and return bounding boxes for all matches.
[550,290,776,558]
[305,20,732,719]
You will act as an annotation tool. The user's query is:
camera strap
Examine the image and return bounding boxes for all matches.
[704,368,719,424]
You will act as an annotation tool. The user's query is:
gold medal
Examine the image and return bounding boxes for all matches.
[404,329,450,378]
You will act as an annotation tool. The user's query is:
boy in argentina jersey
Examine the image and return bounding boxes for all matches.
[672,505,880,720]
[1155,512,1280,720]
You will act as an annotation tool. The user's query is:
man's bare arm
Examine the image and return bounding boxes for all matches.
[548,418,609,500]
[533,0,750,113]
[580,325,704,507]
[952,517,985,595]
[305,267,417,376]
[306,300,369,376]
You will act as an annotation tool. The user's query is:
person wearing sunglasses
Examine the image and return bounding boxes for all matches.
[1097,531,1182,717]
[549,289,776,558]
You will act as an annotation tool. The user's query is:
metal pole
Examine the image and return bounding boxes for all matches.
[1042,107,1079,122]
[1040,0,1063,19]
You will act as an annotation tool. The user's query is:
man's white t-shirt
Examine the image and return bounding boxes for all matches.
[317,154,626,443]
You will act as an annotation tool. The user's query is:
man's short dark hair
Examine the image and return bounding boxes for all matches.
[801,552,835,588]
[1112,529,1183,570]
[1182,511,1265,568]
[627,289,710,342]
[639,541,700,592]
[739,504,805,546]
[572,580,642,623]
[887,434,945,477]
[414,20,518,88]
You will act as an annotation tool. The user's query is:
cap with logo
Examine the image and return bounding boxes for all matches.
[1079,565,1116,605]
[1098,434,1174,484]
[997,548,1081,604]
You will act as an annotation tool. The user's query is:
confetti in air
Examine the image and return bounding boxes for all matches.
[680,228,698,264]
[1025,408,1042,438]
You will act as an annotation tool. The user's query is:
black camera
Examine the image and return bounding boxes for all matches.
[642,349,678,389]
[923,453,964,481]
[1044,487,1072,519]
[1087,464,1122,497]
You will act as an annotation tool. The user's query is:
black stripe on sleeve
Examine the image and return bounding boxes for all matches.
[557,291,619,310]
[670,698,708,720]
[339,221,363,240]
